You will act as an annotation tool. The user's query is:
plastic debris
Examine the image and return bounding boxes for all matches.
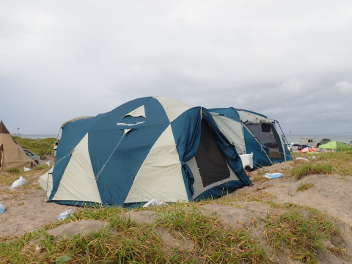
[57,209,74,220]
[24,167,32,172]
[295,157,309,161]
[264,173,283,179]
[240,153,254,170]
[0,203,6,214]
[143,199,166,208]
[10,176,27,190]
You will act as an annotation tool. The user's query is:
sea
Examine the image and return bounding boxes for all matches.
[19,133,352,144]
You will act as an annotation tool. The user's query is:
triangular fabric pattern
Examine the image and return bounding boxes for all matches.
[53,133,102,203]
[154,97,190,122]
[125,105,146,118]
[124,125,188,203]
[0,121,10,134]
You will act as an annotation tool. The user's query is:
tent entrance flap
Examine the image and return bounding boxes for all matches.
[194,120,230,187]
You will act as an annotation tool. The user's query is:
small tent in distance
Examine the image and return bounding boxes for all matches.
[319,141,352,152]
[0,121,34,169]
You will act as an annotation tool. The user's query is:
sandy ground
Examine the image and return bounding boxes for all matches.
[0,186,70,238]
[1,162,352,242]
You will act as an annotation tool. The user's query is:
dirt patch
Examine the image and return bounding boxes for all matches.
[123,210,157,225]
[0,187,71,238]
[155,227,194,251]
[47,220,108,239]
[263,174,352,226]
[201,202,272,229]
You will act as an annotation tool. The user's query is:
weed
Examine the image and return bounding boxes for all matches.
[157,205,269,263]
[265,207,338,263]
[5,168,22,174]
[291,163,333,180]
[296,183,314,192]
[33,164,49,171]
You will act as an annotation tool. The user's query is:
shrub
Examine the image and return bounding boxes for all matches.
[291,163,333,180]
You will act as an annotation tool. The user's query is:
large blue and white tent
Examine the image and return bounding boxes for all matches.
[42,97,251,206]
[210,107,292,168]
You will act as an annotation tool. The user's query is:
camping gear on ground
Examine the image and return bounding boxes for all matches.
[10,176,27,190]
[240,153,254,170]
[319,141,352,152]
[300,147,317,153]
[43,97,251,207]
[57,209,74,220]
[264,173,283,179]
[209,108,292,169]
[0,121,34,169]
[0,203,6,214]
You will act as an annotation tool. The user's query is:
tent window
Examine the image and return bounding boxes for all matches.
[246,123,284,160]
[195,120,230,187]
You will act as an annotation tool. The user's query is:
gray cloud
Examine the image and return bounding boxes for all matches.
[1,0,352,136]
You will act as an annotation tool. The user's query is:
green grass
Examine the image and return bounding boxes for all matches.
[293,152,352,177]
[33,164,49,171]
[12,136,56,157]
[291,163,333,180]
[264,207,338,263]
[157,205,269,263]
[0,205,270,264]
[5,167,22,174]
[296,183,314,192]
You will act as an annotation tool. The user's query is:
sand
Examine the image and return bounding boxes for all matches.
[0,187,71,238]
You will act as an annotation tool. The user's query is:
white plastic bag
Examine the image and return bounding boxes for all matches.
[0,203,6,214]
[24,167,32,172]
[57,209,74,220]
[10,176,27,190]
[295,157,309,161]
[264,173,283,179]
[143,199,165,208]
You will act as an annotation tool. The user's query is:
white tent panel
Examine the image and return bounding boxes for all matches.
[125,125,188,203]
[155,96,190,122]
[125,105,146,118]
[53,134,102,203]
[211,114,246,154]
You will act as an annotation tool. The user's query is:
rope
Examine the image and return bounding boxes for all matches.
[96,133,126,180]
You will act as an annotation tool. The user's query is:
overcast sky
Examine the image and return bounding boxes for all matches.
[1,1,351,136]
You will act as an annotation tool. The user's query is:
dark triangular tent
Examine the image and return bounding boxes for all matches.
[0,121,34,169]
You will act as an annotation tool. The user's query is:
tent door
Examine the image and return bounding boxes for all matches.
[194,120,230,187]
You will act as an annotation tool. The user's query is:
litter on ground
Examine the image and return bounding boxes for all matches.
[0,203,6,214]
[57,209,74,220]
[264,173,283,179]
[10,176,27,190]
[143,199,166,207]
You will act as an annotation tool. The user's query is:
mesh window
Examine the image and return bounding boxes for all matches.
[195,121,230,187]
[246,123,284,160]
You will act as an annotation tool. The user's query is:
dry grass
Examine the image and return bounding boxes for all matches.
[296,183,314,192]
[264,206,340,264]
